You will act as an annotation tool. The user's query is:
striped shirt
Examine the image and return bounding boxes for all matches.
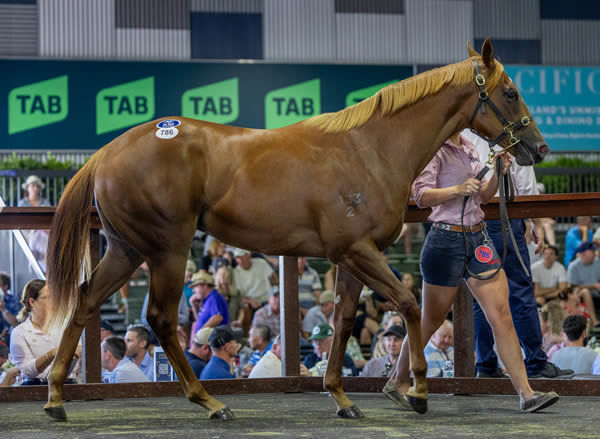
[298,265,322,308]
[424,340,454,378]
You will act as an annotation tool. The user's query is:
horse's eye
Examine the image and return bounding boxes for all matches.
[505,89,518,101]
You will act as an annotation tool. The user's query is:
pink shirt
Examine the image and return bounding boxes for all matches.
[412,135,488,226]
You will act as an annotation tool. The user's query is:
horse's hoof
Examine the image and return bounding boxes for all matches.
[382,384,412,411]
[337,405,364,419]
[209,407,236,421]
[44,406,68,422]
[406,395,428,414]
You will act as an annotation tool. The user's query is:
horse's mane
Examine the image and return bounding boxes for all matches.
[304,57,505,134]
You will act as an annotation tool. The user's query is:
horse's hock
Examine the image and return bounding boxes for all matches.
[1,193,600,408]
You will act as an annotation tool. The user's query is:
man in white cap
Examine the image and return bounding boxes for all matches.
[184,327,213,378]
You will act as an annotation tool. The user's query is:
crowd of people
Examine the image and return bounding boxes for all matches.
[2,153,600,396]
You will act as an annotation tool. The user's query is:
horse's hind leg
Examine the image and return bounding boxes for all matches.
[324,265,364,418]
[45,242,143,421]
[145,253,233,420]
[339,238,428,413]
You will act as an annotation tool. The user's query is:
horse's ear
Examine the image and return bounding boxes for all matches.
[467,40,479,58]
[481,38,495,68]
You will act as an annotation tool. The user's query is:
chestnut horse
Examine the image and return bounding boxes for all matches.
[43,39,548,421]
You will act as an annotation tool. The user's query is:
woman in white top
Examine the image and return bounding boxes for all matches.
[9,280,80,385]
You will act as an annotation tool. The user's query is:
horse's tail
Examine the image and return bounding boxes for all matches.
[44,146,109,336]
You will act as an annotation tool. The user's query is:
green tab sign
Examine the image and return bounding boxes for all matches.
[345,80,397,108]
[96,77,155,135]
[8,75,69,135]
[181,78,239,124]
[265,79,321,129]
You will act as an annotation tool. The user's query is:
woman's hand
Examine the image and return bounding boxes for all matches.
[456,178,482,196]
[494,152,513,175]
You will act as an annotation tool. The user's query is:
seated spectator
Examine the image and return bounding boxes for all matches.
[125,324,154,381]
[402,272,421,305]
[189,272,230,344]
[539,301,566,354]
[233,249,277,334]
[248,335,309,378]
[564,216,594,267]
[354,250,402,345]
[242,324,273,377]
[371,312,405,359]
[566,242,600,327]
[297,257,323,312]
[10,280,81,385]
[424,320,454,377]
[200,326,240,379]
[214,261,240,325]
[182,259,197,306]
[0,273,20,337]
[100,320,114,343]
[18,175,50,207]
[0,340,20,386]
[301,290,335,339]
[361,325,405,377]
[551,315,600,375]
[303,324,357,377]
[184,327,213,378]
[251,286,280,337]
[532,245,568,305]
[101,336,150,383]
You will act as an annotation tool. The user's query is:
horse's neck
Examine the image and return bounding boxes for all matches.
[359,84,474,184]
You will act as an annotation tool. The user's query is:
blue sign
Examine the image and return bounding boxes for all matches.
[506,65,600,151]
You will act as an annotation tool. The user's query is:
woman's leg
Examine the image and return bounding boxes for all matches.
[390,282,459,394]
[467,270,534,401]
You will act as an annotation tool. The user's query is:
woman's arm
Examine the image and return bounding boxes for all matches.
[418,179,482,208]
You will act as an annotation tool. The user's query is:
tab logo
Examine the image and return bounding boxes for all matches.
[96,77,155,135]
[345,80,397,108]
[181,78,239,124]
[8,76,69,135]
[265,79,321,129]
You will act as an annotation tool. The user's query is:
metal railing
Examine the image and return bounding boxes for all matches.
[0,169,77,207]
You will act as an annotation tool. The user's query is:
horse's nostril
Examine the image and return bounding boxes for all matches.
[538,144,549,155]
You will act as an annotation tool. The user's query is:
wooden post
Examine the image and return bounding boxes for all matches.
[82,229,102,384]
[279,256,300,376]
[452,281,475,377]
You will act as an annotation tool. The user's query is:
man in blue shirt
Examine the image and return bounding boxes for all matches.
[125,324,154,381]
[185,327,213,378]
[564,216,594,267]
[200,326,240,380]
[190,272,230,344]
[0,273,20,338]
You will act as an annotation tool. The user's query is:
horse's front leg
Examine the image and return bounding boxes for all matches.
[340,238,428,414]
[324,266,364,418]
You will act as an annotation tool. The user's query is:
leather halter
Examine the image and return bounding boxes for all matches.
[458,62,534,281]
[469,61,532,154]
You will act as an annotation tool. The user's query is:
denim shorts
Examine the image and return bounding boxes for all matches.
[420,226,502,287]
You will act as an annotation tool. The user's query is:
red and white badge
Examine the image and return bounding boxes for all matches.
[474,245,493,263]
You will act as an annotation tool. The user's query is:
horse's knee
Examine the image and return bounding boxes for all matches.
[398,298,420,323]
[146,307,174,338]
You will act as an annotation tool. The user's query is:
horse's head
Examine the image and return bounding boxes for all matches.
[467,38,549,165]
